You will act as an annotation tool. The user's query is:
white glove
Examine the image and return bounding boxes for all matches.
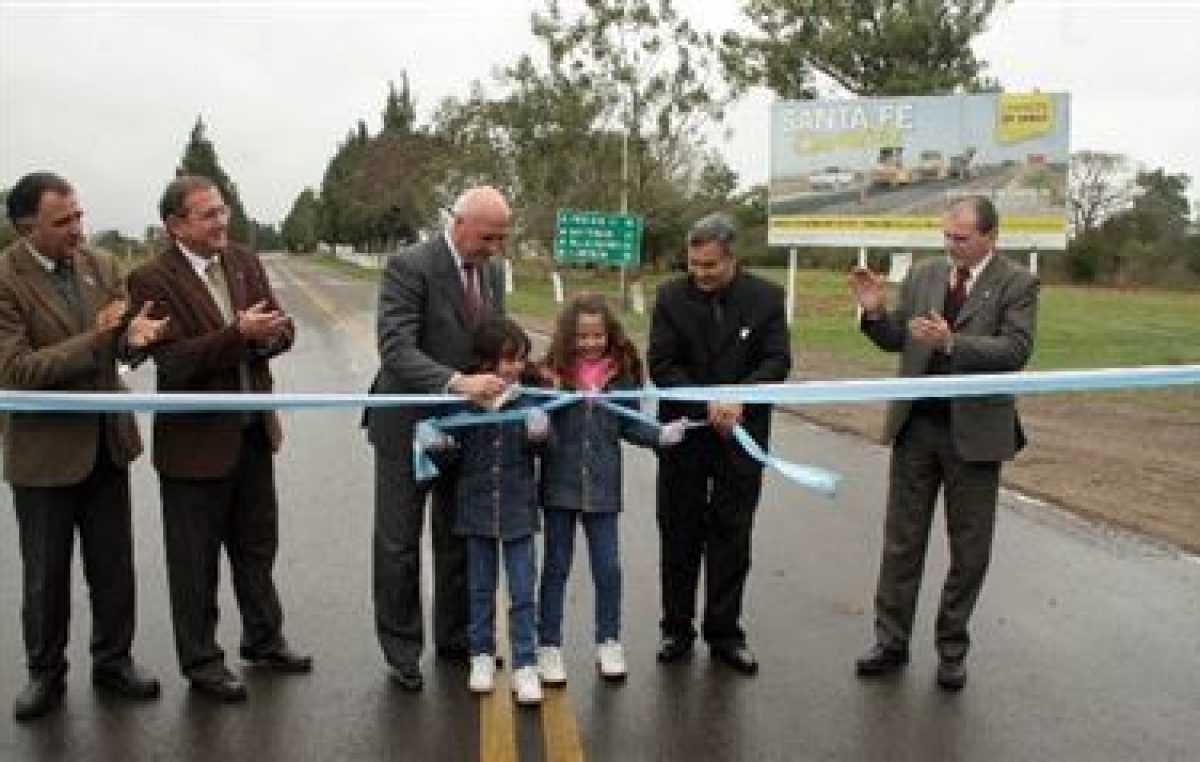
[659,418,687,447]
[416,422,455,451]
[526,408,550,441]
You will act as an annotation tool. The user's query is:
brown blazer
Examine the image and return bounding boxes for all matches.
[0,240,142,487]
[126,244,292,479]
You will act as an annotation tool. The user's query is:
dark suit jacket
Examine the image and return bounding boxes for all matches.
[0,241,141,487]
[861,253,1039,462]
[365,233,504,456]
[647,268,792,465]
[126,244,292,479]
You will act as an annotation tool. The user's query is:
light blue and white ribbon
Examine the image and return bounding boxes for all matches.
[5,364,1198,500]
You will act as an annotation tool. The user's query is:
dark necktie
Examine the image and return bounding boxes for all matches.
[947,266,971,315]
[462,262,482,326]
[51,257,82,313]
[709,291,725,325]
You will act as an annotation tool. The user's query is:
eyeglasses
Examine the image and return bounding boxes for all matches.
[944,232,975,244]
[186,205,230,222]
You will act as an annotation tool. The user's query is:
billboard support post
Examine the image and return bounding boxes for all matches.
[786,248,797,326]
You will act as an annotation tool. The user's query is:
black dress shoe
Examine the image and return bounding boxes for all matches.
[189,669,248,703]
[855,644,909,677]
[656,635,694,663]
[711,644,759,676]
[240,645,313,674]
[93,662,161,700]
[390,663,424,692]
[13,673,66,721]
[936,659,967,691]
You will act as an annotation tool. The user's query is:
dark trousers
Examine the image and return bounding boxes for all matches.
[12,446,136,678]
[372,449,468,667]
[160,422,284,677]
[656,443,763,648]
[873,409,1001,662]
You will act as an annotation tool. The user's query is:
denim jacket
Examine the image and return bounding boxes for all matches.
[540,378,660,513]
[436,396,542,540]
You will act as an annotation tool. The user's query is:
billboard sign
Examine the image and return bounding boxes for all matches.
[769,92,1070,250]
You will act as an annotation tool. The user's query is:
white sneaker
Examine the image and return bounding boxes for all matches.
[537,646,567,685]
[469,654,495,693]
[597,639,627,680]
[512,666,543,705]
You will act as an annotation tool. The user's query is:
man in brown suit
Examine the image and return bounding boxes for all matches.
[0,171,167,721]
[849,196,1039,691]
[126,175,310,703]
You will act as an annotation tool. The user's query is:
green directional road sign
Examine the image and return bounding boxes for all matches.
[554,209,643,267]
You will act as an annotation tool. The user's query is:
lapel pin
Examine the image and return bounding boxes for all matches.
[83,276,96,287]
[739,327,750,339]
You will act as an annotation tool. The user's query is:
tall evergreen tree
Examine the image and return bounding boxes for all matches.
[175,116,251,243]
[382,74,417,134]
[281,188,322,253]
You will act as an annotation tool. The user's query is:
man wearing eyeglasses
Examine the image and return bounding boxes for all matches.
[0,171,168,720]
[365,185,511,691]
[127,175,310,703]
[848,195,1039,691]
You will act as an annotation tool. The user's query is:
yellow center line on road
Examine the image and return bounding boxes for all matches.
[481,593,517,761]
[542,684,585,762]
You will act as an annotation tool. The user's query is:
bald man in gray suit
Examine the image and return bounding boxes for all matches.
[849,196,1039,691]
[365,186,511,691]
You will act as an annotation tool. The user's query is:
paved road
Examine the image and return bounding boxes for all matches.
[2,255,1197,761]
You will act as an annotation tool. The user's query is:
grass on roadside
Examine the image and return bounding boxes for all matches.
[309,254,1200,377]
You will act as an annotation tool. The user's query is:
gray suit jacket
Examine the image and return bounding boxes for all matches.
[0,241,142,486]
[365,233,504,455]
[862,253,1039,462]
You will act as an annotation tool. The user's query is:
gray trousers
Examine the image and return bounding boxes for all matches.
[372,449,468,667]
[873,409,1001,662]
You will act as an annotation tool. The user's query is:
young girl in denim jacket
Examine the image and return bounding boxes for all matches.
[535,293,684,683]
[421,316,548,705]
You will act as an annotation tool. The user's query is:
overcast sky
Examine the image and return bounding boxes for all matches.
[2,0,1197,236]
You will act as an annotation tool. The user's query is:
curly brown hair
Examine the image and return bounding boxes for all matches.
[541,292,643,386]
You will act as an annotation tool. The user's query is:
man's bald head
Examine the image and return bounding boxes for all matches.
[448,185,511,262]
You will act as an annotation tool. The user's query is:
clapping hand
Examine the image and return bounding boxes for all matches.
[848,266,887,313]
[125,301,170,348]
[236,300,291,341]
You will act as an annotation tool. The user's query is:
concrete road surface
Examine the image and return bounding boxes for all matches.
[2,255,1196,761]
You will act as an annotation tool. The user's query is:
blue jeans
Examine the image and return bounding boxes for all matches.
[467,535,536,669]
[538,509,621,646]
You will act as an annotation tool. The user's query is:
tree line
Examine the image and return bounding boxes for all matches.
[280,0,1010,266]
[2,0,1196,285]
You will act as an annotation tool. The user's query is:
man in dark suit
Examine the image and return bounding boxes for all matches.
[0,171,166,720]
[366,186,511,691]
[647,212,792,675]
[126,175,310,703]
[849,195,1039,691]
